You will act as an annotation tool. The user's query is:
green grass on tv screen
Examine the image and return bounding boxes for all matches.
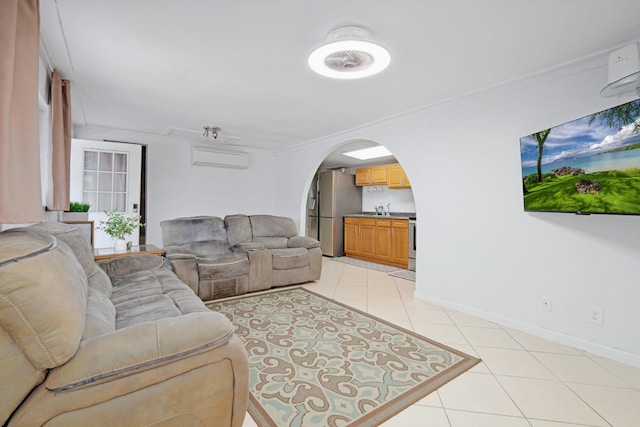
[523,168,640,214]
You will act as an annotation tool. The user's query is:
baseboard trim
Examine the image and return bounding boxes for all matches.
[414,291,640,369]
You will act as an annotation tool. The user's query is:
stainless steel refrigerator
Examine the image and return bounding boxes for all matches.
[308,170,362,257]
[306,173,319,240]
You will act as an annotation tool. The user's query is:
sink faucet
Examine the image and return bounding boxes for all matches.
[386,203,391,216]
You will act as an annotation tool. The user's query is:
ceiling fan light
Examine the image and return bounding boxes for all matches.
[308,26,391,79]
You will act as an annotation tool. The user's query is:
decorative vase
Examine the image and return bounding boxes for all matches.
[114,239,127,252]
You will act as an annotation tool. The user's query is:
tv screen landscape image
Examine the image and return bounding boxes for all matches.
[520,99,640,215]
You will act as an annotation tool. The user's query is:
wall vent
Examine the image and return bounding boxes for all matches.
[191,144,249,169]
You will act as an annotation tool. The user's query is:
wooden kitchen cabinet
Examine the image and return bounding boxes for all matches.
[356,163,410,188]
[355,165,388,186]
[344,217,359,254]
[387,163,411,189]
[344,216,408,269]
[358,218,377,258]
[355,168,371,186]
[375,219,392,261]
[390,219,409,265]
[344,217,376,258]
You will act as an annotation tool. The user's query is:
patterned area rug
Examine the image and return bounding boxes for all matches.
[208,288,479,427]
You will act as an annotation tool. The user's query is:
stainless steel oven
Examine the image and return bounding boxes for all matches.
[408,217,416,271]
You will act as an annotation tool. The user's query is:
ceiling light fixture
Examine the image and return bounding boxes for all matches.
[308,25,391,79]
[342,145,393,160]
[601,43,640,97]
[203,125,221,140]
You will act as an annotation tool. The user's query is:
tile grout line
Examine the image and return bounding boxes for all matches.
[322,259,632,427]
[586,353,640,390]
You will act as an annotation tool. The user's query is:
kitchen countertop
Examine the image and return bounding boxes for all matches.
[345,213,415,220]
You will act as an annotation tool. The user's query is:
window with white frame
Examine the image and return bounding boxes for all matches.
[82,150,128,212]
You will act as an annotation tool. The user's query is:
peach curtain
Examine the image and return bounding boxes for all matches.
[49,70,71,211]
[0,0,42,223]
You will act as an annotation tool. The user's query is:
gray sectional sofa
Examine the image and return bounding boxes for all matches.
[161,214,322,301]
[0,222,248,427]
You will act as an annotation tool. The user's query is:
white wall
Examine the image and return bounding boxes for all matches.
[361,185,415,214]
[275,53,640,366]
[145,140,277,245]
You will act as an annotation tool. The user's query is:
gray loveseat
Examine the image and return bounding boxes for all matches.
[161,214,322,301]
[0,222,248,426]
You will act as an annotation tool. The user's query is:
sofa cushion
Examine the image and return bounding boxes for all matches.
[250,215,297,239]
[0,228,87,369]
[30,222,93,270]
[161,216,227,246]
[288,235,321,249]
[183,241,231,257]
[224,214,253,246]
[111,267,208,329]
[31,222,113,297]
[83,288,116,340]
[253,236,289,249]
[97,254,164,280]
[271,247,309,270]
[197,253,250,280]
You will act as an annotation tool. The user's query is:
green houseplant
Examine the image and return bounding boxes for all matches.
[62,201,91,221]
[68,201,91,212]
[98,210,144,251]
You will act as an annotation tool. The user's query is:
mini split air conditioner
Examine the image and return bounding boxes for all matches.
[601,43,640,97]
[191,144,249,169]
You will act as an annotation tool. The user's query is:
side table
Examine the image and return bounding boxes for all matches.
[93,244,164,261]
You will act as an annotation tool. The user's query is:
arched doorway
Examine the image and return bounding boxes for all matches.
[305,140,416,271]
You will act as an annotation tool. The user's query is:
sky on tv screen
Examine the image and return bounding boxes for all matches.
[520,100,640,178]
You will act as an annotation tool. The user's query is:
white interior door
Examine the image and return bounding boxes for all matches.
[70,139,142,249]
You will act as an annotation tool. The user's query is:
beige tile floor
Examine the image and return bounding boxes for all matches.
[242,257,640,427]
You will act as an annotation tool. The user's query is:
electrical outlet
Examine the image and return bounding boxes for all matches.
[590,306,604,326]
[541,296,551,312]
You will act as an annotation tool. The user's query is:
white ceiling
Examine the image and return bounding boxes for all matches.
[40,0,640,168]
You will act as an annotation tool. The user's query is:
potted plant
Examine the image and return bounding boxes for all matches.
[62,201,91,221]
[97,210,144,251]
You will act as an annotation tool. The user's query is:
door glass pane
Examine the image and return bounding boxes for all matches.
[113,173,126,192]
[83,171,97,191]
[114,193,126,212]
[98,192,112,212]
[99,152,113,171]
[114,153,127,173]
[83,192,97,211]
[84,151,98,170]
[98,172,113,191]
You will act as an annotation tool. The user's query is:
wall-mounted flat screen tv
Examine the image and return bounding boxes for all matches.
[520,99,640,215]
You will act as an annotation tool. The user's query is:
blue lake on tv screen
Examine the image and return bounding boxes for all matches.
[521,146,640,177]
[520,99,640,214]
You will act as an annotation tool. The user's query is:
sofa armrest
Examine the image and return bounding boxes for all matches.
[97,254,164,280]
[163,245,199,293]
[288,235,320,249]
[163,245,197,260]
[45,311,235,392]
[230,244,272,292]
